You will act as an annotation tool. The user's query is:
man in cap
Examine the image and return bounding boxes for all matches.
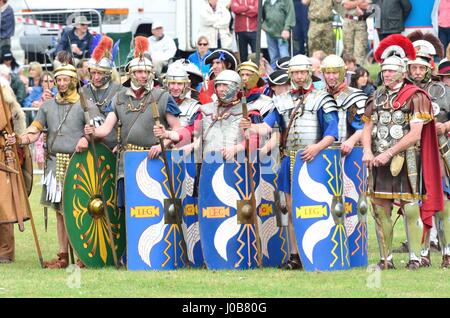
[361,34,443,270]
[84,36,181,213]
[199,49,237,104]
[406,31,450,268]
[267,69,290,97]
[321,54,367,155]
[240,54,339,269]
[438,60,450,87]
[55,16,94,60]
[83,35,121,150]
[148,21,177,76]
[11,63,90,268]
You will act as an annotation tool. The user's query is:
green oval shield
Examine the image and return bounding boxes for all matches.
[63,143,125,267]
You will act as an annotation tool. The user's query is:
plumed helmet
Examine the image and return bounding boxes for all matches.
[407,30,444,70]
[321,54,346,83]
[375,34,416,73]
[128,36,153,73]
[88,36,114,73]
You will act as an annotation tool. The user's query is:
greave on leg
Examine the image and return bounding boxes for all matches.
[403,202,423,261]
[436,200,450,256]
[373,205,393,260]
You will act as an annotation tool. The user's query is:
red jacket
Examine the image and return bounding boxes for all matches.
[230,0,259,33]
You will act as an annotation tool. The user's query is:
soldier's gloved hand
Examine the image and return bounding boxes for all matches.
[147,145,162,159]
[301,144,320,162]
[341,140,354,156]
[5,133,16,145]
[153,124,167,139]
[435,122,447,136]
[239,118,252,130]
[362,150,375,169]
[84,124,95,136]
[75,136,89,153]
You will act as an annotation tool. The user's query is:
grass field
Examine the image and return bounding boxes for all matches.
[0,177,449,299]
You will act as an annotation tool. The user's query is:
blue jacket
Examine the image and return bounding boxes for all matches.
[55,27,93,59]
[0,5,15,39]
[23,86,58,108]
[188,50,211,78]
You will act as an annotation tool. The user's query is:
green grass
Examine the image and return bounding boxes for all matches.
[0,179,449,298]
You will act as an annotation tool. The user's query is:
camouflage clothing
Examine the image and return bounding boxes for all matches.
[343,19,368,65]
[306,0,337,54]
[308,21,335,55]
[342,0,371,65]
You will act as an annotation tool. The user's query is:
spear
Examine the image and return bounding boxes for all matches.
[79,91,120,269]
[241,91,262,268]
[152,101,190,268]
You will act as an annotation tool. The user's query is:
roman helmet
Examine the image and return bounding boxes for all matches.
[214,70,242,103]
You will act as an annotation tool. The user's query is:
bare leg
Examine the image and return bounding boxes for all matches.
[56,211,69,253]
[285,193,298,255]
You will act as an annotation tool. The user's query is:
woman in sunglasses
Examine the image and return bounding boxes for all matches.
[188,36,212,79]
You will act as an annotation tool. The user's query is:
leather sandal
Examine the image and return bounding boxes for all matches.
[377,259,395,270]
[44,252,69,269]
[405,259,421,270]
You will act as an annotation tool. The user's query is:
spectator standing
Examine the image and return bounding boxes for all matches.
[148,21,177,76]
[0,0,15,53]
[437,0,450,52]
[372,0,411,41]
[262,0,296,64]
[292,0,309,55]
[231,0,259,63]
[199,0,233,51]
[55,16,94,60]
[341,0,372,66]
[302,0,338,55]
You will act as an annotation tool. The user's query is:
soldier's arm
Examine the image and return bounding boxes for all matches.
[90,112,117,139]
[360,96,374,163]
[18,124,41,145]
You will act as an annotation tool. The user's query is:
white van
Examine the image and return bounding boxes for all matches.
[10,0,231,64]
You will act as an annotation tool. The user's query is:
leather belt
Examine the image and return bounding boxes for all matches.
[345,14,365,21]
